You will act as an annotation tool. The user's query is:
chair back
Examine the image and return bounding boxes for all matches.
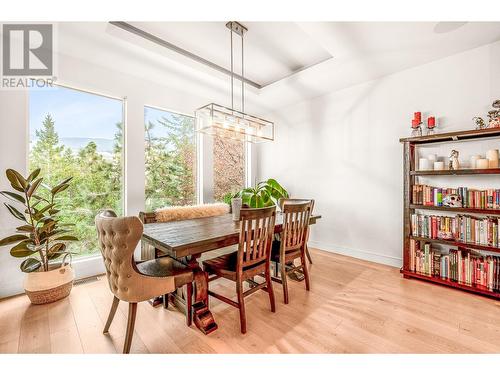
[237,206,277,271]
[280,201,312,253]
[95,210,144,301]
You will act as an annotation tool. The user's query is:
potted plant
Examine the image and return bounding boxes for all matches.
[0,168,78,304]
[235,178,289,208]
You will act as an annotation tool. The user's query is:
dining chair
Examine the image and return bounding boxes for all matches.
[95,210,193,353]
[278,198,315,264]
[272,200,312,304]
[203,206,277,334]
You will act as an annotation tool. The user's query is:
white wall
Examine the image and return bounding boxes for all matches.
[0,51,259,298]
[257,41,500,267]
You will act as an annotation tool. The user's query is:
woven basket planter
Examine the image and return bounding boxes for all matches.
[23,264,75,305]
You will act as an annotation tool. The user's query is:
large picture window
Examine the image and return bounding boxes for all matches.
[29,85,124,258]
[144,106,197,211]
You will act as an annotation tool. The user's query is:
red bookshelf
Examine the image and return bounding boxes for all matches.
[410,204,500,216]
[400,128,500,300]
[401,269,500,299]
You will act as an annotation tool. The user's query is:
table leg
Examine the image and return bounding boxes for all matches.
[188,255,218,335]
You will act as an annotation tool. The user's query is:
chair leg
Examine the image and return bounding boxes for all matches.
[236,280,247,334]
[186,282,193,326]
[163,294,169,309]
[281,262,289,304]
[123,303,137,354]
[302,252,311,291]
[305,245,313,264]
[103,296,120,334]
[265,266,276,313]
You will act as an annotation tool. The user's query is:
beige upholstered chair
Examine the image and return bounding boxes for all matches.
[95,210,193,353]
[272,200,312,304]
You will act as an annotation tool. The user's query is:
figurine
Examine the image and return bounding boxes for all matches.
[473,100,500,129]
[487,100,500,128]
[473,116,486,130]
[449,150,460,170]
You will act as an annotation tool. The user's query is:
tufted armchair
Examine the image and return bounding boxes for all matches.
[95,210,193,353]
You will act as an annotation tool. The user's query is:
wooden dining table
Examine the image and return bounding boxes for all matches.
[141,212,321,335]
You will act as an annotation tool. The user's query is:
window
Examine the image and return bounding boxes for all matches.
[29,85,124,258]
[144,106,197,211]
[213,137,246,202]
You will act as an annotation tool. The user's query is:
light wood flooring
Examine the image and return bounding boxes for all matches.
[1,248,500,354]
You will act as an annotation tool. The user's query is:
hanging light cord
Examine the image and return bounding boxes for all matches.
[230,26,234,111]
[241,31,244,114]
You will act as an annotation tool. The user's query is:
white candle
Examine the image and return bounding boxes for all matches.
[476,158,489,169]
[433,161,445,170]
[419,158,432,171]
[486,149,499,168]
[470,155,481,169]
[427,154,438,162]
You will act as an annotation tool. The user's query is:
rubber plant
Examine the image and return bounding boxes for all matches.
[0,168,78,273]
[236,178,289,208]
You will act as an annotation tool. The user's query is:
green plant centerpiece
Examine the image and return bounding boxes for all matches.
[235,178,289,208]
[0,168,78,304]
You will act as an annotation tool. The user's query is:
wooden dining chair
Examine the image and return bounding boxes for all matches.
[203,206,277,334]
[95,210,193,353]
[272,200,312,304]
[278,198,315,264]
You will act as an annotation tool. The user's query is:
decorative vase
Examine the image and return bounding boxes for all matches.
[231,198,242,221]
[23,260,75,305]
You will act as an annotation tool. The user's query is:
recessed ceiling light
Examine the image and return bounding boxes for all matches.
[433,22,467,34]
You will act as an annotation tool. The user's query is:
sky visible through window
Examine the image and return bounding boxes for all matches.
[29,86,122,154]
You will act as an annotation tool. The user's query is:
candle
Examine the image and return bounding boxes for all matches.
[414,112,422,122]
[419,158,432,171]
[411,119,420,129]
[427,116,436,128]
[476,158,489,169]
[427,154,438,162]
[470,155,481,169]
[433,161,445,170]
[486,149,499,168]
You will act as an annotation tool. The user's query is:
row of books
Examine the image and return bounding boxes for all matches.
[412,184,500,209]
[411,213,500,247]
[409,240,500,291]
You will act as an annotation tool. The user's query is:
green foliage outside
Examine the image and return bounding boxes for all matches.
[29,114,123,257]
[145,114,196,211]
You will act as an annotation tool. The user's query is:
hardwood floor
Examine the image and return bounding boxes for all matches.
[1,248,500,354]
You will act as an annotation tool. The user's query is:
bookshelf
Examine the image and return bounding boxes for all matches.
[400,128,500,299]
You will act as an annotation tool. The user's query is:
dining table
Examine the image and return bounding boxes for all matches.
[141,212,321,335]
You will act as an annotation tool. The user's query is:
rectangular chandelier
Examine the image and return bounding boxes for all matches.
[195,103,274,143]
[195,21,274,143]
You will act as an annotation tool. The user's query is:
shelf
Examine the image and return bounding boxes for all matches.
[411,168,500,176]
[401,269,500,299]
[399,127,500,144]
[410,204,500,216]
[410,235,500,253]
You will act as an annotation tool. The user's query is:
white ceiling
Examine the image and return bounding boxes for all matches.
[128,22,333,86]
[56,22,500,113]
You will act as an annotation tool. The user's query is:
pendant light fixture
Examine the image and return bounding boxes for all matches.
[195,21,274,143]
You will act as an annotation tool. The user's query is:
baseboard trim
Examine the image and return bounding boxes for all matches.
[309,240,402,268]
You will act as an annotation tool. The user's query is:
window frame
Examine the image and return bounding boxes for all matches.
[143,104,201,208]
[27,82,126,266]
